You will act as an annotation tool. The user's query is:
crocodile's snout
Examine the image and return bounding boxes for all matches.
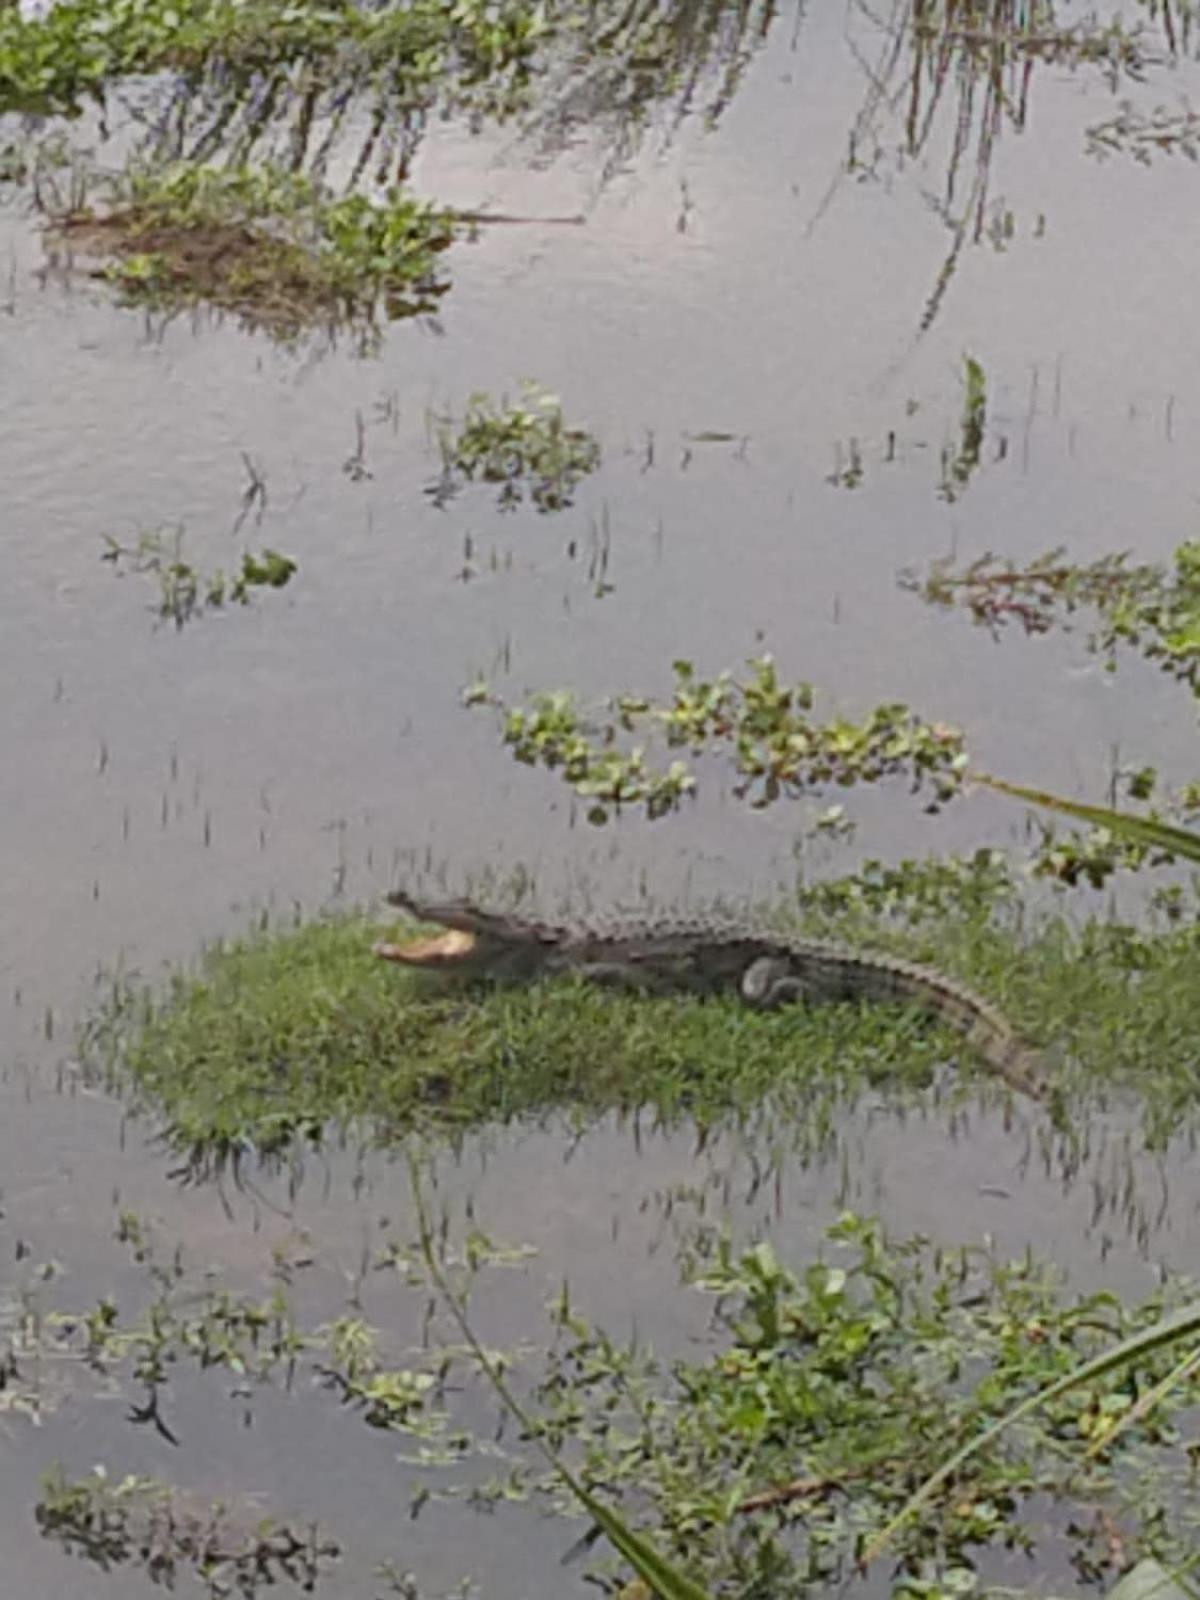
[373,929,479,966]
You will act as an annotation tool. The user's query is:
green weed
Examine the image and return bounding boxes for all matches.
[52,161,455,342]
[430,383,600,512]
[522,1214,1200,1597]
[466,656,969,822]
[102,528,296,628]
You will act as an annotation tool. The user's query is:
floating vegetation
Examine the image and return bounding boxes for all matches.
[901,538,1200,887]
[103,528,296,628]
[48,162,455,343]
[428,383,600,513]
[1087,101,1200,163]
[905,539,1200,696]
[466,656,968,822]
[36,1466,340,1597]
[521,1215,1200,1597]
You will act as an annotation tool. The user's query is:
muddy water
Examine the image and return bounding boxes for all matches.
[4,3,1200,1592]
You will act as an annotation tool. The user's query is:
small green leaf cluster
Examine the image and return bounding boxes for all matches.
[318,1317,440,1430]
[102,528,296,627]
[431,382,600,512]
[472,656,968,822]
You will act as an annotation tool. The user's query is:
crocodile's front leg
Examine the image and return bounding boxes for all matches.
[740,956,814,1009]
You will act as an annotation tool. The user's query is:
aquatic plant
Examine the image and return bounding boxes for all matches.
[48,160,455,341]
[490,1214,1200,1596]
[906,540,1200,695]
[1088,102,1200,164]
[429,384,600,512]
[466,656,968,821]
[902,539,1200,887]
[102,528,296,628]
[938,355,987,503]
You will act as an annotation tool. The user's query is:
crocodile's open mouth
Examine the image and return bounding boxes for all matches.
[373,929,478,966]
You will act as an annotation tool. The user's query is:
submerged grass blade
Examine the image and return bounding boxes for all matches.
[863,1299,1200,1564]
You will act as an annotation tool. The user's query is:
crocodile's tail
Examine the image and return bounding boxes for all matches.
[890,960,1045,1101]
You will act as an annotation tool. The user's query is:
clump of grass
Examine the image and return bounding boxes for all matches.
[47,161,456,342]
[429,383,600,512]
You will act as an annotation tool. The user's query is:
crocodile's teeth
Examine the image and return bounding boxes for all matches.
[373,930,478,965]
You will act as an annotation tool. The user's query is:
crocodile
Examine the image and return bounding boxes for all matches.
[374,891,1046,1102]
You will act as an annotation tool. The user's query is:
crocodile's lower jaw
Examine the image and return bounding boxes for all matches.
[373,929,479,966]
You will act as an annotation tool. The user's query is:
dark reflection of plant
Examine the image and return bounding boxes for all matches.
[0,0,780,185]
[522,0,780,176]
[36,1467,340,1599]
[838,0,1165,329]
[937,354,985,501]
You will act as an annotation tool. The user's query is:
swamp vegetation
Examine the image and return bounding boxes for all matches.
[8,0,1200,1593]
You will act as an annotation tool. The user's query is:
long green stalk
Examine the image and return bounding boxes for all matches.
[406,1153,715,1600]
[977,774,1200,860]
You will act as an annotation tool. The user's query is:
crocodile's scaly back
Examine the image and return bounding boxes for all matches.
[376,891,1045,1101]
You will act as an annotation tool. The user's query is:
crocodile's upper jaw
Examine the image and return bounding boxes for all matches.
[374,929,481,967]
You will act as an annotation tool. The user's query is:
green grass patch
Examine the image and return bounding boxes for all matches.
[83,913,957,1175]
[78,873,1200,1175]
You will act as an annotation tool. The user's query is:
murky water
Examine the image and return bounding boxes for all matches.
[5,2,1200,1592]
